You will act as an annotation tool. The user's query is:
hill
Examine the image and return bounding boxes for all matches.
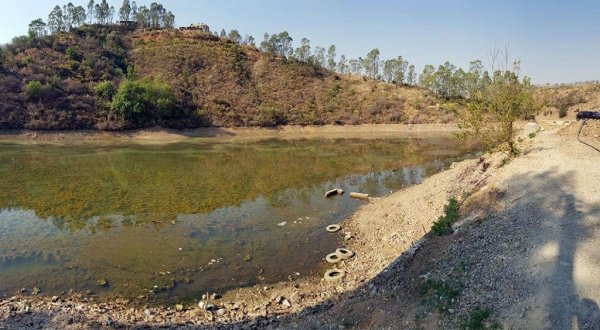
[0,26,455,130]
[534,83,600,118]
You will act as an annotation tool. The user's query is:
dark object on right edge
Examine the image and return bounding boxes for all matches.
[576,111,600,121]
[576,110,600,152]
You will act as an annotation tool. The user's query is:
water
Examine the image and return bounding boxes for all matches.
[0,137,478,304]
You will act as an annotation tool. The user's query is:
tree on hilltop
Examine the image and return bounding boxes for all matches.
[119,0,132,21]
[28,19,48,38]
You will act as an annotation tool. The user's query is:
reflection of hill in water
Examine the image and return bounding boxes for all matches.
[0,138,476,230]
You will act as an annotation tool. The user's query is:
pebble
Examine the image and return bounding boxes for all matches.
[282,299,292,308]
[277,221,287,226]
[144,309,152,317]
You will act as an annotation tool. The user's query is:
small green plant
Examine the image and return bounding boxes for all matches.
[94,81,116,101]
[23,80,52,101]
[462,308,500,329]
[65,47,83,61]
[431,197,459,236]
[419,279,459,313]
[528,132,536,139]
[517,137,523,143]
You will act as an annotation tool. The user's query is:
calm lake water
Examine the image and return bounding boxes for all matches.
[0,137,477,304]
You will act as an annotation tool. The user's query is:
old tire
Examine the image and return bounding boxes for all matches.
[326,224,341,233]
[325,252,342,263]
[324,269,345,281]
[335,248,355,260]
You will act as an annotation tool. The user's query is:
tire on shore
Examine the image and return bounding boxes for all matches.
[326,224,341,233]
[324,269,345,281]
[325,252,342,263]
[335,248,355,260]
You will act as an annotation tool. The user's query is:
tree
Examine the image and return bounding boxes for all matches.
[135,5,150,27]
[326,45,336,71]
[363,48,380,79]
[149,2,166,28]
[119,0,132,21]
[63,3,76,31]
[466,59,484,97]
[87,0,95,24]
[276,31,293,58]
[313,46,326,67]
[454,49,536,156]
[48,5,65,33]
[349,58,362,75]
[131,1,138,17]
[28,19,47,38]
[294,38,311,62]
[419,64,436,89]
[72,6,87,27]
[94,0,111,25]
[382,59,395,83]
[407,64,417,85]
[228,29,242,44]
[337,55,349,74]
[260,32,293,58]
[220,29,226,38]
[163,11,175,28]
[242,35,255,46]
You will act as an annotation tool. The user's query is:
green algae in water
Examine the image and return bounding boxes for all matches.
[0,137,477,303]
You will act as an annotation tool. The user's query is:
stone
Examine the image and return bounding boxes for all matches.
[144,309,152,317]
[523,122,540,136]
[282,299,292,308]
[96,279,108,287]
[51,296,59,303]
[175,304,184,312]
[216,308,226,316]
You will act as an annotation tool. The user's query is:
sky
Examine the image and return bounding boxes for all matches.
[1,0,599,84]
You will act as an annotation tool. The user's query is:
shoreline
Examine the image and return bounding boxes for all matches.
[0,123,459,144]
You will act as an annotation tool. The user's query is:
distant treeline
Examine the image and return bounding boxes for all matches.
[27,0,175,37]
[212,29,527,101]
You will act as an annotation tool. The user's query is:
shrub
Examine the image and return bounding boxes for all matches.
[94,81,116,101]
[111,78,178,126]
[23,80,52,101]
[528,132,536,139]
[431,197,459,236]
[65,47,83,61]
[419,279,460,313]
[558,106,568,118]
[461,308,500,330]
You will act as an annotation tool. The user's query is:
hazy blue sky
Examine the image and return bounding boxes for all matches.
[1,0,599,84]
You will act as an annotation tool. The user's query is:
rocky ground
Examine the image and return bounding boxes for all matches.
[2,118,600,329]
